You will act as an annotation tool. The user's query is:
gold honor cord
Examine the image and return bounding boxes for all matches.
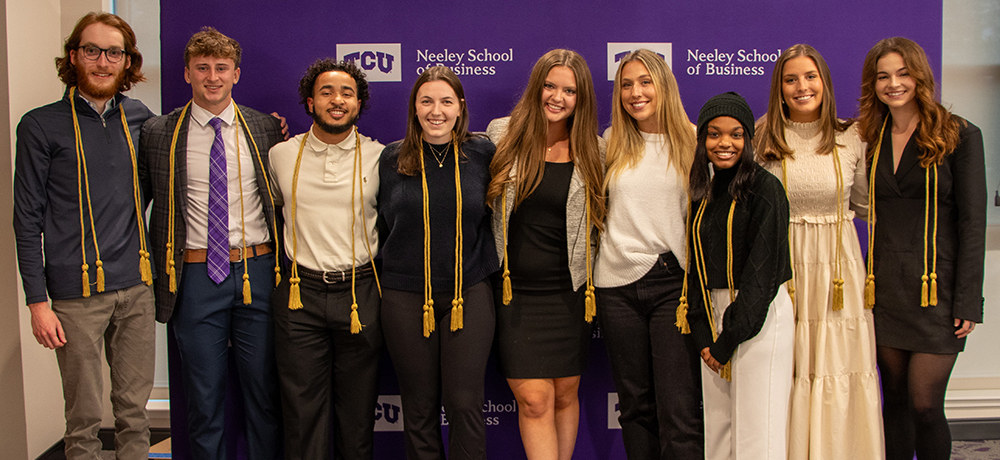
[864,117,888,309]
[417,139,466,337]
[450,139,465,332]
[501,189,512,305]
[165,102,192,293]
[418,144,435,337]
[780,146,847,311]
[676,201,693,334]
[284,128,383,331]
[286,134,306,311]
[499,168,597,322]
[165,102,282,299]
[583,190,596,323]
[865,115,939,309]
[690,197,736,382]
[778,161,796,308]
[69,87,151,296]
[921,163,939,306]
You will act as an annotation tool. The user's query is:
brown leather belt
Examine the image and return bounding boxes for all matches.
[183,243,273,263]
[297,263,375,285]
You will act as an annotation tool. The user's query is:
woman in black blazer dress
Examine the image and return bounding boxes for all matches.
[858,37,986,460]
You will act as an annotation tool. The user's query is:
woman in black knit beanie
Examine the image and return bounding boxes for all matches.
[680,91,795,460]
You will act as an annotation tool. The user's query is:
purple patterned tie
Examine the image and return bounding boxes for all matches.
[207,117,230,284]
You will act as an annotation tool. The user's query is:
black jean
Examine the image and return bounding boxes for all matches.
[597,253,704,460]
[272,272,383,460]
[382,280,495,460]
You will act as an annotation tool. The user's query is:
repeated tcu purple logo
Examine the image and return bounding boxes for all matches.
[337,44,402,82]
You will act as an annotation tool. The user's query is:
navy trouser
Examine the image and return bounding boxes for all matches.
[171,253,281,460]
[597,253,704,460]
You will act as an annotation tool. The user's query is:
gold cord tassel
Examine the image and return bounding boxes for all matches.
[423,300,435,337]
[95,260,105,292]
[720,361,732,382]
[450,298,464,332]
[920,275,929,307]
[81,264,91,298]
[675,296,690,334]
[832,279,844,311]
[350,303,362,334]
[242,273,252,305]
[168,258,177,293]
[786,281,796,307]
[288,277,303,310]
[502,270,512,305]
[583,190,597,323]
[585,286,596,323]
[140,251,153,285]
[929,273,938,306]
[274,268,281,286]
[864,275,875,309]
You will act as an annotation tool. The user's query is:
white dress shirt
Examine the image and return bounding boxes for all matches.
[184,101,270,249]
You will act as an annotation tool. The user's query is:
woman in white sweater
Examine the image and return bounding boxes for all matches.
[754,44,883,460]
[595,48,702,459]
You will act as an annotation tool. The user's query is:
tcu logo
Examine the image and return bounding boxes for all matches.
[606,42,673,81]
[607,392,622,429]
[337,44,402,82]
[374,395,404,431]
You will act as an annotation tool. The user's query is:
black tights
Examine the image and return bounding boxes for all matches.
[877,346,958,460]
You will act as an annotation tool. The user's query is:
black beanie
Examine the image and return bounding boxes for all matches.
[697,91,754,138]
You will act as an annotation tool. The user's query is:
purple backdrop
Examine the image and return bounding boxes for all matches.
[158,1,939,458]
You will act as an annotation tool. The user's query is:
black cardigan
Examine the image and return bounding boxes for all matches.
[685,163,792,364]
[377,137,499,294]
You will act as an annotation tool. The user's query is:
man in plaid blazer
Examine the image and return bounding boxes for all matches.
[138,27,284,460]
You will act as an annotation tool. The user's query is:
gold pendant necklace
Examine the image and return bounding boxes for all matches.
[428,142,448,168]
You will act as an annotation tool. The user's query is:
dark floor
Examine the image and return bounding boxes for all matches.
[36,438,1000,460]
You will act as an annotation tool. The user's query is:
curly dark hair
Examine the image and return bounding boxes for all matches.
[55,12,145,91]
[298,58,370,119]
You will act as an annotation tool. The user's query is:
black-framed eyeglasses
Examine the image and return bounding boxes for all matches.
[78,45,126,63]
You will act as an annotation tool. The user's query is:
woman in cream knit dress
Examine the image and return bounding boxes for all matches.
[755,44,883,459]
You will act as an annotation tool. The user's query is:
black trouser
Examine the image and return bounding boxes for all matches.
[382,280,495,460]
[597,253,704,460]
[272,268,383,460]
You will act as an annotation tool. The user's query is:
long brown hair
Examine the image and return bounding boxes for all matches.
[486,49,606,230]
[56,12,145,92]
[756,44,852,161]
[858,37,963,166]
[605,49,695,187]
[397,66,472,175]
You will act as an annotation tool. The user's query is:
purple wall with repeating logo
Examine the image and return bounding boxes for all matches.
[159,1,940,458]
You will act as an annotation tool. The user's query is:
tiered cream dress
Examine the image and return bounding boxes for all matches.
[761,120,884,459]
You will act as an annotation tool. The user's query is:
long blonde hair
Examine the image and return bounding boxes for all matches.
[487,49,605,230]
[605,49,695,187]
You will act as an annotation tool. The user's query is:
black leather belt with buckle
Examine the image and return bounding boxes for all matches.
[297,263,375,285]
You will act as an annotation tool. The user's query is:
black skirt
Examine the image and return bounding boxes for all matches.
[494,287,592,379]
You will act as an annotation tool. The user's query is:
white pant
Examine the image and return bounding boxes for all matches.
[702,288,794,460]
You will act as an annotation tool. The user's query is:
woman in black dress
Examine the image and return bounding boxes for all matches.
[485,49,605,460]
[858,37,986,460]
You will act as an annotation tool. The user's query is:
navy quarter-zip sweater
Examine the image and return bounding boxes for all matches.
[14,90,156,303]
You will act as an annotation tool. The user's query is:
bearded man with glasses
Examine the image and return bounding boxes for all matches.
[13,12,157,459]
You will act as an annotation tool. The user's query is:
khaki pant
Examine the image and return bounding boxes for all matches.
[52,283,156,460]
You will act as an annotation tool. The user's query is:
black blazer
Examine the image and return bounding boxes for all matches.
[870,115,985,353]
[138,103,283,323]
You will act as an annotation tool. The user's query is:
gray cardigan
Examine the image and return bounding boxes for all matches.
[485,117,604,291]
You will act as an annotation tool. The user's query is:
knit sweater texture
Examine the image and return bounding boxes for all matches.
[685,163,792,363]
[378,137,499,293]
[595,131,688,287]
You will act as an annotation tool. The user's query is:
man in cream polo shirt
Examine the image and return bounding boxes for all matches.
[267,58,384,460]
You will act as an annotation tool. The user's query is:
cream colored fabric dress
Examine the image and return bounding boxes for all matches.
[761,120,884,460]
